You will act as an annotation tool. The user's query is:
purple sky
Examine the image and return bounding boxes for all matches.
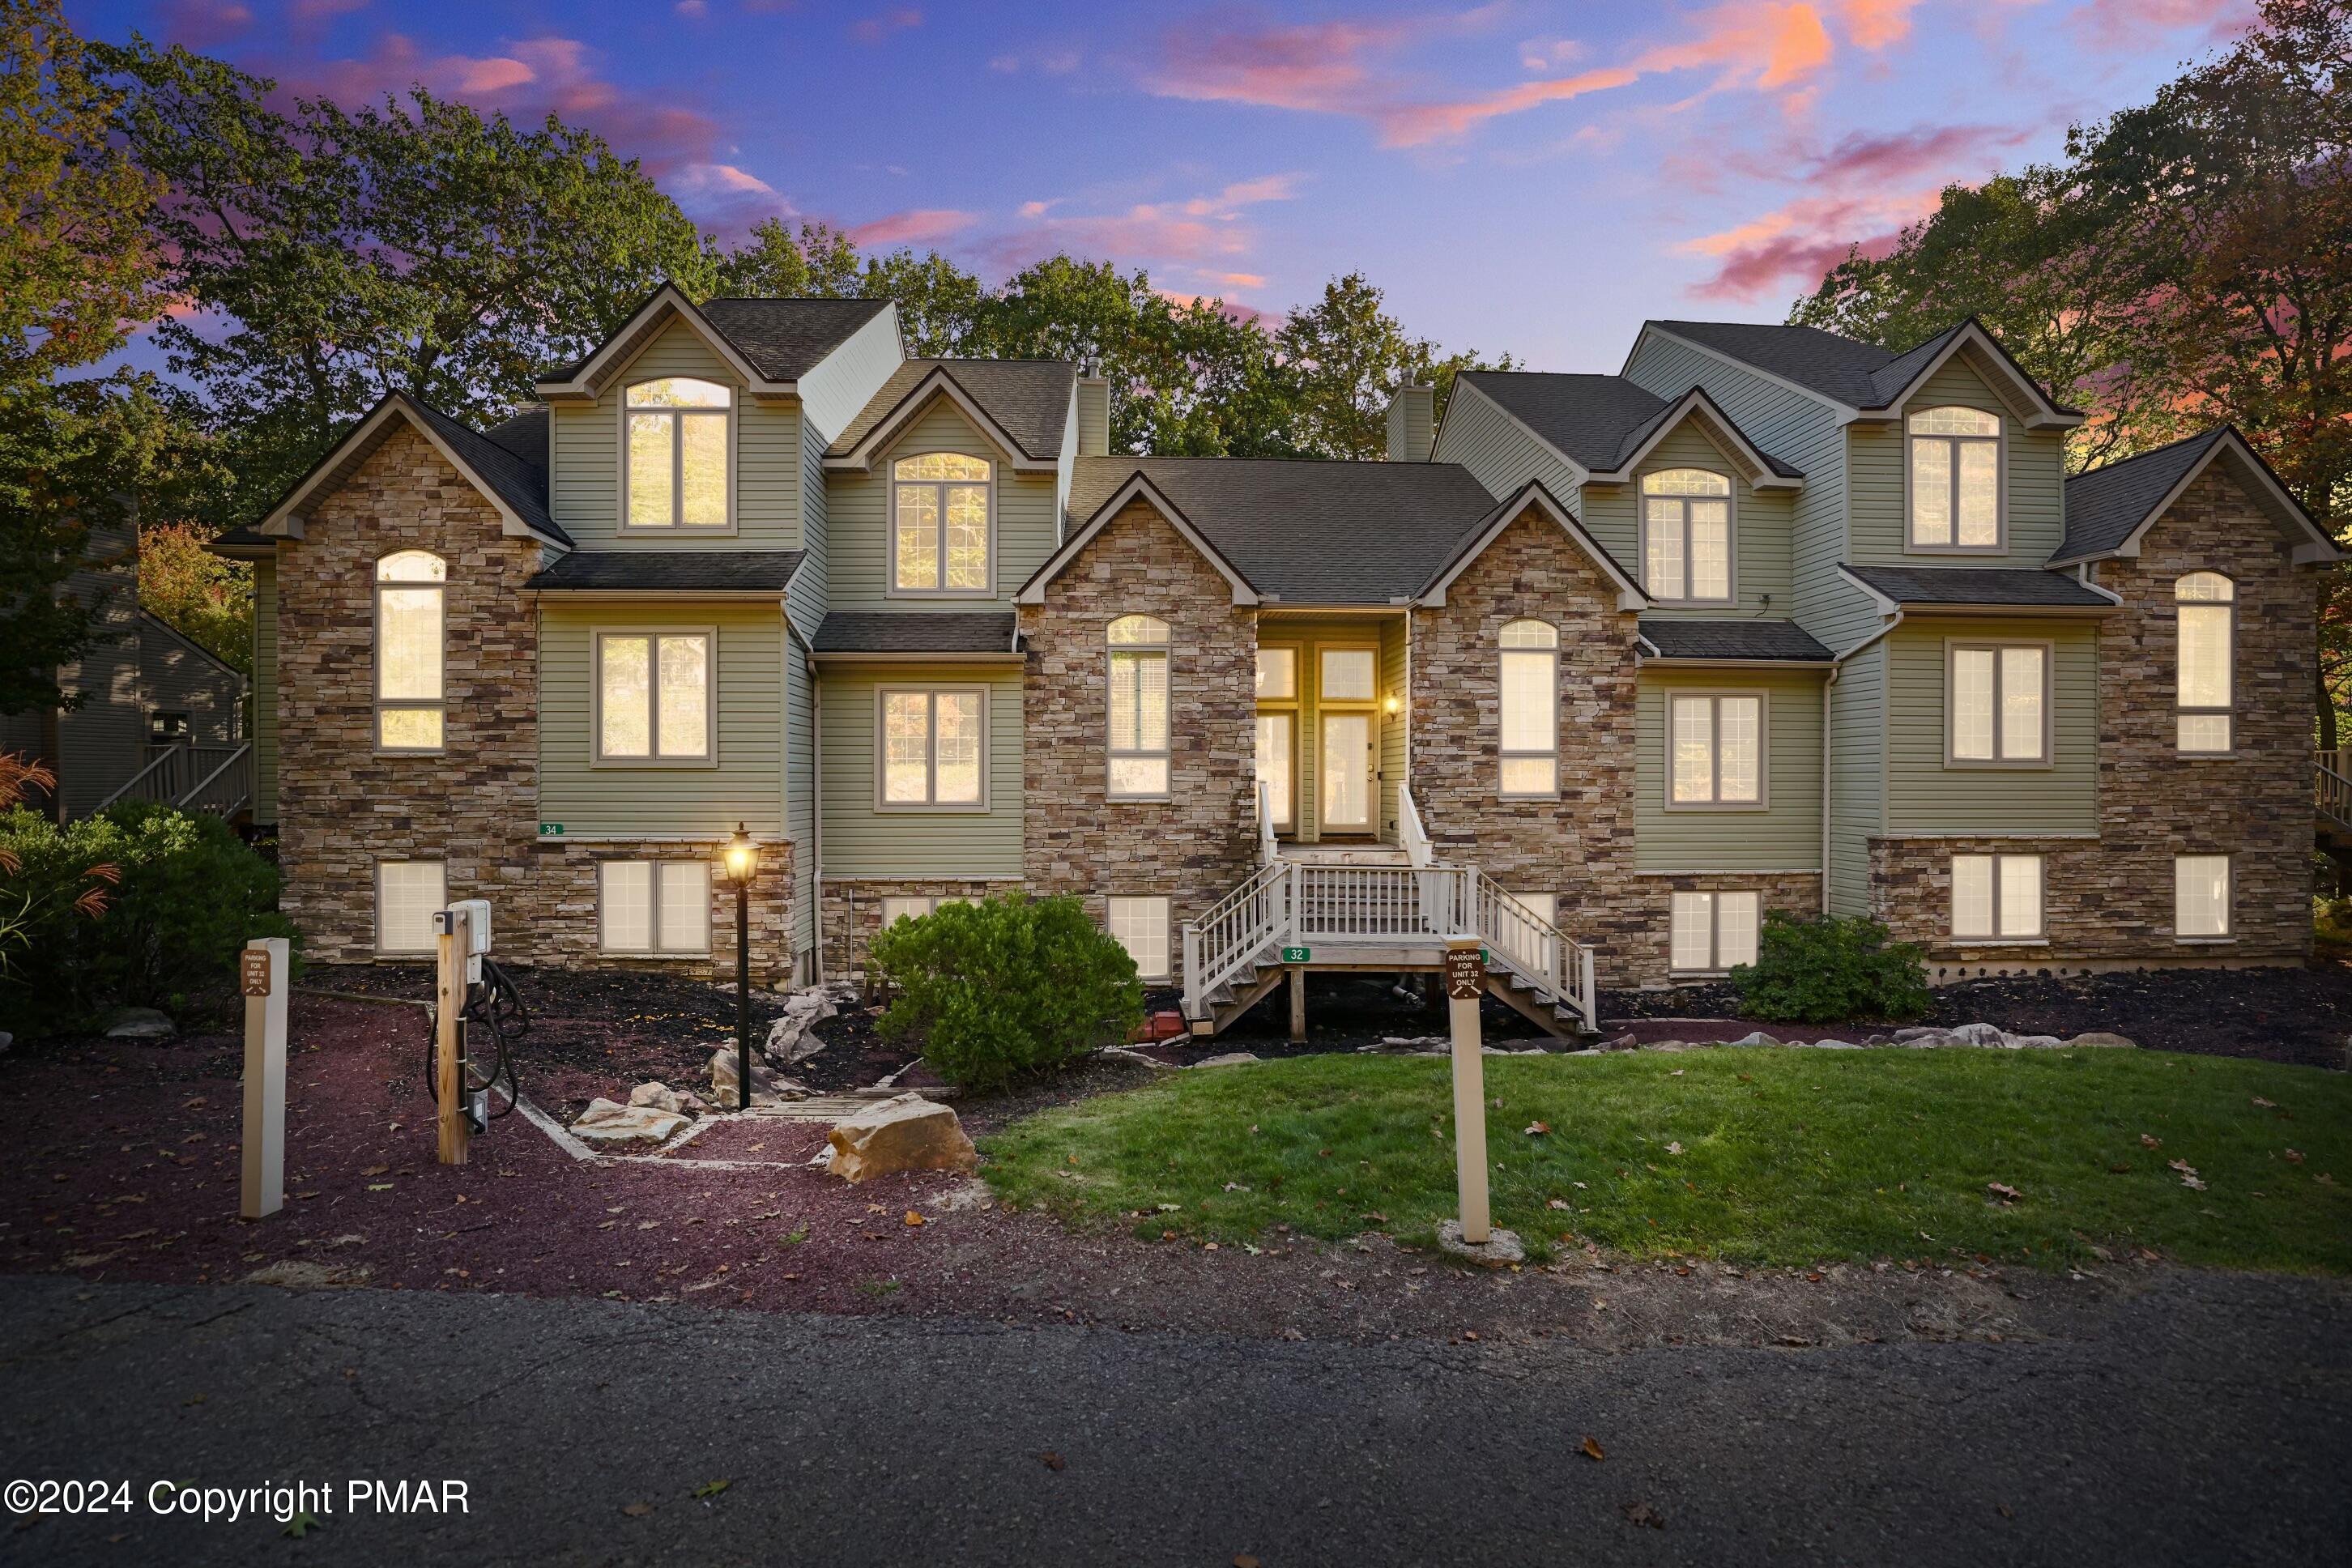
[72,0,2257,370]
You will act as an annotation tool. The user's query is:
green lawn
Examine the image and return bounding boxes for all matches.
[982,1049,2352,1273]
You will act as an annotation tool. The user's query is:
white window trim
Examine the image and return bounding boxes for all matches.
[1668,888,1761,977]
[590,627,719,767]
[2175,574,2238,757]
[373,551,445,756]
[1943,639,2053,769]
[2174,854,2235,943]
[1664,689,1769,811]
[874,685,991,812]
[617,377,738,535]
[1949,852,2046,943]
[879,895,938,928]
[886,448,998,599]
[1107,618,1174,803]
[1638,469,1736,605]
[1106,894,1173,982]
[597,858,713,957]
[1497,624,1559,801]
[373,859,446,957]
[1903,403,2007,555]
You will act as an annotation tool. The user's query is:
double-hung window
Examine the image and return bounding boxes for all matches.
[1107,616,1171,799]
[2175,573,2235,753]
[598,631,713,762]
[1106,896,1172,982]
[1642,469,1732,603]
[880,688,986,808]
[1498,620,1558,798]
[1668,693,1762,807]
[599,860,711,955]
[892,453,992,594]
[880,896,937,928]
[375,550,445,752]
[1907,406,2000,550]
[1948,643,2047,765]
[1952,853,2043,941]
[2175,854,2232,939]
[625,377,731,530]
[1670,891,1758,974]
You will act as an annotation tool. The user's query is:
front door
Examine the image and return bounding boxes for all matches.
[1320,712,1372,832]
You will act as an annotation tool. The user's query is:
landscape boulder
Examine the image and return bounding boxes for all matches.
[824,1092,978,1183]
[572,1097,690,1148]
[761,984,845,1067]
[709,1047,809,1109]
[2061,1032,2137,1049]
[628,1080,684,1114]
[1946,1022,2008,1047]
[1192,1051,1262,1067]
[102,1007,176,1040]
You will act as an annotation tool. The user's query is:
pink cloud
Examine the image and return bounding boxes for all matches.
[675,163,778,198]
[1833,0,1923,49]
[848,208,978,246]
[292,0,370,19]
[1679,185,1937,298]
[161,0,255,47]
[2065,0,2255,49]
[850,8,923,44]
[1199,270,1268,289]
[983,172,1300,274]
[1146,16,1412,114]
[1801,122,2032,184]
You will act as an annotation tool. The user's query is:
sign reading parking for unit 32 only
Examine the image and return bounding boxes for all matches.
[1444,946,1485,1001]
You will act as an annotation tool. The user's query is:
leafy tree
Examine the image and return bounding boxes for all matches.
[138,521,251,674]
[712,218,986,356]
[1275,272,1512,462]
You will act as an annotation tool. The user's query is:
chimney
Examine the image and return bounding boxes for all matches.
[1387,383,1435,463]
[1076,377,1110,458]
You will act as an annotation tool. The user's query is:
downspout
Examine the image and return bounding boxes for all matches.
[1824,607,1906,919]
[810,661,825,986]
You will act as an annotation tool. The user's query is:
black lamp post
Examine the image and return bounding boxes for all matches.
[722,824,757,1109]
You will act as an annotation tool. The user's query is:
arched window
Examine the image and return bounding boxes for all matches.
[375,550,445,752]
[1106,616,1170,799]
[1498,619,1557,798]
[1907,405,2000,549]
[1641,469,1732,602]
[2175,572,2235,752]
[625,377,732,530]
[893,452,993,594]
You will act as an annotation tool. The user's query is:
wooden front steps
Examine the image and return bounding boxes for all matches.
[1191,952,1587,1042]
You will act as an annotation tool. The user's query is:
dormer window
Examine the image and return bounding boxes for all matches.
[625,377,732,530]
[1907,406,2000,550]
[1641,469,1732,603]
[892,452,993,594]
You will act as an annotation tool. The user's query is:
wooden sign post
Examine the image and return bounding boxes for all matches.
[435,906,471,1166]
[239,937,288,1220]
[1442,937,1491,1245]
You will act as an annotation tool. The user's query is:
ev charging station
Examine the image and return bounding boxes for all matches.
[428,898,528,1165]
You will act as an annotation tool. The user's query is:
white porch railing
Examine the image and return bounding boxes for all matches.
[1397,784,1434,869]
[1471,871,1596,1032]
[1257,780,1278,866]
[1182,859,1290,1019]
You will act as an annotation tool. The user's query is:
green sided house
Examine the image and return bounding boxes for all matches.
[211,289,2343,1036]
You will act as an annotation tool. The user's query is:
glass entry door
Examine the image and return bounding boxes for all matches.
[1320,712,1372,831]
[1255,713,1294,831]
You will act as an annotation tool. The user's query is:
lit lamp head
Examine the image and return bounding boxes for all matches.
[722,823,756,885]
[1383,693,1402,715]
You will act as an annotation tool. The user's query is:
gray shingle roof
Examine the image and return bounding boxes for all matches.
[1067,457,1502,603]
[1638,619,1832,661]
[1651,320,1906,407]
[811,612,1019,654]
[1842,563,2112,607]
[1461,372,1800,479]
[207,525,271,555]
[484,406,548,468]
[2056,428,2230,564]
[409,399,569,548]
[544,296,892,385]
[526,550,803,592]
[827,360,1076,460]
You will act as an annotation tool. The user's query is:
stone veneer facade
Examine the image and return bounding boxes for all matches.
[1409,504,1653,974]
[820,877,1012,979]
[1869,465,2316,971]
[1630,871,1824,981]
[1017,498,1259,951]
[535,837,795,986]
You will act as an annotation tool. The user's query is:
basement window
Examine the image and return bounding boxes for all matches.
[1670,890,1758,975]
[1106,896,1171,982]
[1952,853,2043,941]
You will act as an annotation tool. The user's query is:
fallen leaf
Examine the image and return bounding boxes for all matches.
[282,1511,321,1539]
[621,1502,653,1518]
[2252,1096,2277,1108]
[1234,1557,1261,1568]
[2141,1134,2161,1149]
[1548,1198,1571,1211]
[1525,1121,1550,1136]
[2319,1173,2337,1187]
[2167,1158,2197,1175]
[2180,1174,2207,1191]
[1668,1069,1685,1077]
[1041,1451,1065,1472]
[366,1183,393,1192]
[1665,1142,1684,1156]
[1581,1436,1606,1462]
[1986,1182,2022,1204]
[691,1479,731,1499]
[2286,1149,2305,1164]
[901,1211,926,1227]
[2107,1162,2132,1174]
[360,1165,390,1178]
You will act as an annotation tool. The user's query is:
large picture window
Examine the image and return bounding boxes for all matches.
[1498,620,1558,798]
[599,860,711,955]
[892,452,992,594]
[1952,853,2043,940]
[2175,572,2235,753]
[1948,643,2047,765]
[1907,405,2000,550]
[375,550,445,752]
[1641,468,1732,603]
[624,377,731,530]
[597,631,713,762]
[1668,692,1762,807]
[880,688,986,808]
[1107,616,1171,799]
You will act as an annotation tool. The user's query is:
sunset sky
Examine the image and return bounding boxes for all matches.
[69,0,2257,370]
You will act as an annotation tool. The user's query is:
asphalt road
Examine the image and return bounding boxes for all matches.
[2,1272,2346,1567]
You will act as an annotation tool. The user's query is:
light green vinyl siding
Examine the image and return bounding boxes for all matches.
[1827,644,1884,915]
[1847,355,2067,566]
[1580,420,1792,618]
[1381,618,1408,841]
[819,663,1023,876]
[251,554,278,824]
[1258,616,1404,842]
[1883,617,2098,834]
[1635,667,1824,872]
[823,399,1059,610]
[1432,380,1582,512]
[548,317,804,549]
[537,600,785,837]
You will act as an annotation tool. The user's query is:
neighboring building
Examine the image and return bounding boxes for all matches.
[213,291,2341,1033]
[1,512,251,823]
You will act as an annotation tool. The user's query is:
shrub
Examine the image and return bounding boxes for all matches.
[870,893,1144,1093]
[1729,910,1929,1025]
[0,803,295,1032]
